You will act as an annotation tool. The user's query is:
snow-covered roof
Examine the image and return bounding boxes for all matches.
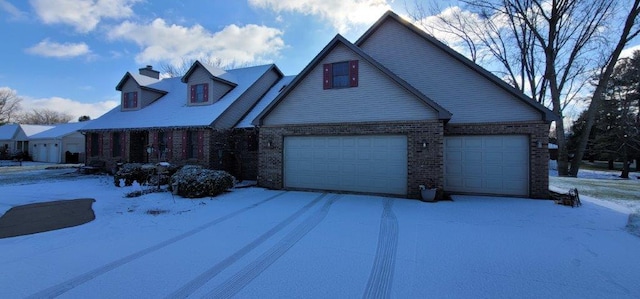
[0,124,19,140]
[83,64,276,131]
[30,122,90,139]
[19,125,55,137]
[236,75,296,128]
[130,73,160,87]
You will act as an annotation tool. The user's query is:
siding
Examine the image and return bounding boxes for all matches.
[263,44,438,126]
[187,67,234,105]
[121,79,140,110]
[215,68,280,129]
[140,89,163,108]
[359,19,541,124]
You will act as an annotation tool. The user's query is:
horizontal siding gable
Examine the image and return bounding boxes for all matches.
[263,44,438,126]
[121,79,140,110]
[359,18,541,124]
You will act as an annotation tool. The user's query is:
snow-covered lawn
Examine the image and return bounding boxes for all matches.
[1,170,639,298]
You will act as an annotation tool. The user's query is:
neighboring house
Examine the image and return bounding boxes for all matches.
[0,124,53,159]
[81,62,285,179]
[254,11,556,199]
[29,122,90,163]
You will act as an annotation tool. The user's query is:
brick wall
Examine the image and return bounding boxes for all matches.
[258,120,444,199]
[444,121,551,199]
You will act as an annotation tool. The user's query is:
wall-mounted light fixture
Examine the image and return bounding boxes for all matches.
[421,139,428,149]
[267,140,273,148]
[537,141,542,149]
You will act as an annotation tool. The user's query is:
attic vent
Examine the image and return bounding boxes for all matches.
[278,84,288,92]
[139,65,160,79]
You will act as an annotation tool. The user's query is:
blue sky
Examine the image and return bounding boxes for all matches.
[1,0,638,123]
[0,0,412,121]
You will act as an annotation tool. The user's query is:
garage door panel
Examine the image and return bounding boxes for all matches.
[285,135,407,195]
[445,135,529,196]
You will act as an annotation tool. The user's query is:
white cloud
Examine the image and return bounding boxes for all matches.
[248,0,391,32]
[107,19,286,67]
[20,96,118,121]
[26,39,91,58]
[0,0,26,20]
[621,44,640,59]
[30,0,139,32]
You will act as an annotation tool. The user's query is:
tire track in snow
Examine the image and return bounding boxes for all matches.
[203,194,342,299]
[26,191,287,299]
[167,192,328,298]
[362,197,398,299]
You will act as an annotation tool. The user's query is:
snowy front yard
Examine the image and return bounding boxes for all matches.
[1,173,639,298]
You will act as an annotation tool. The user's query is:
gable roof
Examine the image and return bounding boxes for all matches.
[356,10,557,122]
[254,35,452,126]
[30,122,90,139]
[236,75,296,128]
[0,124,19,140]
[83,64,280,131]
[181,60,238,87]
[116,72,161,91]
[19,125,55,137]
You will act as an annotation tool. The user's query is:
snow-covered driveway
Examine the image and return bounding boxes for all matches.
[0,176,639,298]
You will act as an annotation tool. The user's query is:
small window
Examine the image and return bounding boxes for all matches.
[186,131,198,159]
[190,83,209,103]
[158,131,168,152]
[123,92,137,109]
[323,60,358,89]
[112,132,121,157]
[90,133,100,157]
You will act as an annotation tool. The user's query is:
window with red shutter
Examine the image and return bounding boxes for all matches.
[190,84,208,103]
[123,92,137,109]
[324,60,358,89]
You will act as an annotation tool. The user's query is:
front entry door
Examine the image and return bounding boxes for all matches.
[129,131,148,163]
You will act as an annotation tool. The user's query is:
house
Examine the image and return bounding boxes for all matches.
[253,11,556,199]
[0,124,53,159]
[29,122,89,163]
[81,62,286,179]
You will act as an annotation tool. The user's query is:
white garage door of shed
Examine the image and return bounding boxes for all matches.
[444,135,529,196]
[284,135,407,195]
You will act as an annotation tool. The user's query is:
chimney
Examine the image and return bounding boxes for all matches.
[139,65,160,79]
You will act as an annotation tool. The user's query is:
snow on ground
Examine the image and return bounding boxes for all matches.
[1,170,640,298]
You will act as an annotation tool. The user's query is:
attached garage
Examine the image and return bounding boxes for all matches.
[444,135,529,196]
[284,135,407,195]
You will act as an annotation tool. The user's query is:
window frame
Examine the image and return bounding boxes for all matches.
[112,132,121,157]
[123,91,138,109]
[190,83,209,104]
[323,60,359,89]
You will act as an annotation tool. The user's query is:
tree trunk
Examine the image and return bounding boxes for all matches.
[620,147,630,179]
[608,159,614,170]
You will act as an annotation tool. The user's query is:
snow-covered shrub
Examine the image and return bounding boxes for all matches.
[169,165,235,198]
[114,163,149,187]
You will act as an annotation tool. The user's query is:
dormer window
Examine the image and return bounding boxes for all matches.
[123,91,138,109]
[323,60,359,89]
[190,83,209,104]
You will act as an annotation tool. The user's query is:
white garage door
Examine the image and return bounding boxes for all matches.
[444,135,529,196]
[284,135,407,195]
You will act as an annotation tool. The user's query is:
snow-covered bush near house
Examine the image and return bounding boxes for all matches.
[169,165,235,198]
[113,163,149,187]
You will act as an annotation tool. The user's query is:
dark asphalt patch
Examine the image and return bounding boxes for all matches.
[0,198,95,239]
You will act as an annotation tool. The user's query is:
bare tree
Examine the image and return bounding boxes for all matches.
[0,88,22,124]
[160,57,250,77]
[78,115,91,122]
[17,108,73,125]
[409,0,640,176]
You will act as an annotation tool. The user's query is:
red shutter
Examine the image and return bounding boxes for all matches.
[190,85,196,103]
[197,130,204,160]
[86,134,92,158]
[110,133,114,157]
[182,131,188,159]
[349,60,359,87]
[167,131,173,161]
[203,84,209,101]
[323,63,332,89]
[133,92,138,108]
[121,132,126,158]
[153,131,158,151]
[98,134,103,157]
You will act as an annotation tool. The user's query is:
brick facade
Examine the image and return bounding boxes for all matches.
[85,128,259,180]
[258,120,444,199]
[444,121,551,199]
